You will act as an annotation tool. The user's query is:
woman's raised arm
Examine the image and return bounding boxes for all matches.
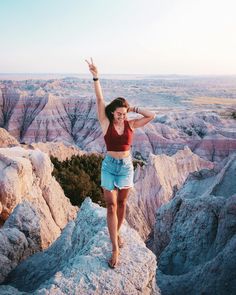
[85,58,108,124]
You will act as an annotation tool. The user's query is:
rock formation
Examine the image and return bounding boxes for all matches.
[152,152,236,295]
[0,201,41,283]
[0,146,77,248]
[30,141,85,161]
[1,82,236,162]
[0,85,20,129]
[0,84,101,150]
[0,127,19,147]
[126,146,214,240]
[153,111,236,162]
[0,125,85,162]
[0,198,159,295]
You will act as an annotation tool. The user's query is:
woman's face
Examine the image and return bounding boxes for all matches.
[112,107,127,122]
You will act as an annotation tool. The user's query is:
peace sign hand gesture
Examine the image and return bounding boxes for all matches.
[85,57,98,78]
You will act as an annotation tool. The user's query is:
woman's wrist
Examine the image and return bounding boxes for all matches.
[132,106,140,113]
[130,105,155,118]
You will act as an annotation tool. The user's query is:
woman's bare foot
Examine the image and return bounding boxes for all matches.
[118,235,124,248]
[108,249,119,269]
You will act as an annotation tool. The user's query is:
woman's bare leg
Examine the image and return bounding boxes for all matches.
[117,188,130,246]
[103,188,119,267]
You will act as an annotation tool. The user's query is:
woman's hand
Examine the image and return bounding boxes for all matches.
[85,57,98,78]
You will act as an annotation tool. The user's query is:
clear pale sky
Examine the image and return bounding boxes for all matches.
[0,0,235,75]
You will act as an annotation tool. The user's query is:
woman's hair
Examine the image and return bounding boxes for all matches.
[105,97,129,121]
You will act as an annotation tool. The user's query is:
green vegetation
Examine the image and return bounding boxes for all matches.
[51,154,105,207]
[231,111,236,119]
[51,154,145,208]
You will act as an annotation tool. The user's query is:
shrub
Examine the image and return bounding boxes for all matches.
[232,111,236,119]
[51,153,105,207]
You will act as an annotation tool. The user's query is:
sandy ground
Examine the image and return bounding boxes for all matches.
[184,97,236,105]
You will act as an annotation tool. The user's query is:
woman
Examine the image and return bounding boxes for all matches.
[85,58,155,268]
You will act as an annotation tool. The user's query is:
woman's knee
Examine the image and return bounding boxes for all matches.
[103,188,118,214]
[117,198,127,208]
[106,202,117,215]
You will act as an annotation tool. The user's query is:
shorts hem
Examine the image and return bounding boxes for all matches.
[101,184,134,191]
[115,185,133,190]
[101,185,117,191]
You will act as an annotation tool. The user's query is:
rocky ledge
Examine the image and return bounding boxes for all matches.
[0,146,78,282]
[126,146,214,240]
[153,153,236,295]
[0,198,159,295]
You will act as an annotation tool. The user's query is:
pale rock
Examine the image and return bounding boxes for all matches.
[0,126,85,162]
[0,201,41,283]
[152,153,236,295]
[126,146,214,240]
[0,146,77,249]
[30,141,85,161]
[0,128,19,147]
[0,198,160,295]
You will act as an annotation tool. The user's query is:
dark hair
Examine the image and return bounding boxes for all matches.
[105,97,130,122]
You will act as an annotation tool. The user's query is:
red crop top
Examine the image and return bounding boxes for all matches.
[104,120,134,151]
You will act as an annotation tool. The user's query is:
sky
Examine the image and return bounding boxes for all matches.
[0,0,236,75]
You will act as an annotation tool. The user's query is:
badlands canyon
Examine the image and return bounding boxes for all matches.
[0,75,236,294]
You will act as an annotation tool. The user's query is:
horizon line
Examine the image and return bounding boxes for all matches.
[1,72,236,77]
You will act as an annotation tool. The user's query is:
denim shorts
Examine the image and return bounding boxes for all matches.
[101,154,134,191]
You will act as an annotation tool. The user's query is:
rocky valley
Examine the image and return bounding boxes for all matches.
[0,75,235,294]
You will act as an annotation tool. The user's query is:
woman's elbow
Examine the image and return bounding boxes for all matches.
[149,112,156,120]
[145,115,155,124]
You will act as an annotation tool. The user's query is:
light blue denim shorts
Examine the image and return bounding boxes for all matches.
[101,154,134,191]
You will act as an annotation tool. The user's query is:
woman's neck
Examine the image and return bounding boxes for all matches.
[113,119,125,126]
